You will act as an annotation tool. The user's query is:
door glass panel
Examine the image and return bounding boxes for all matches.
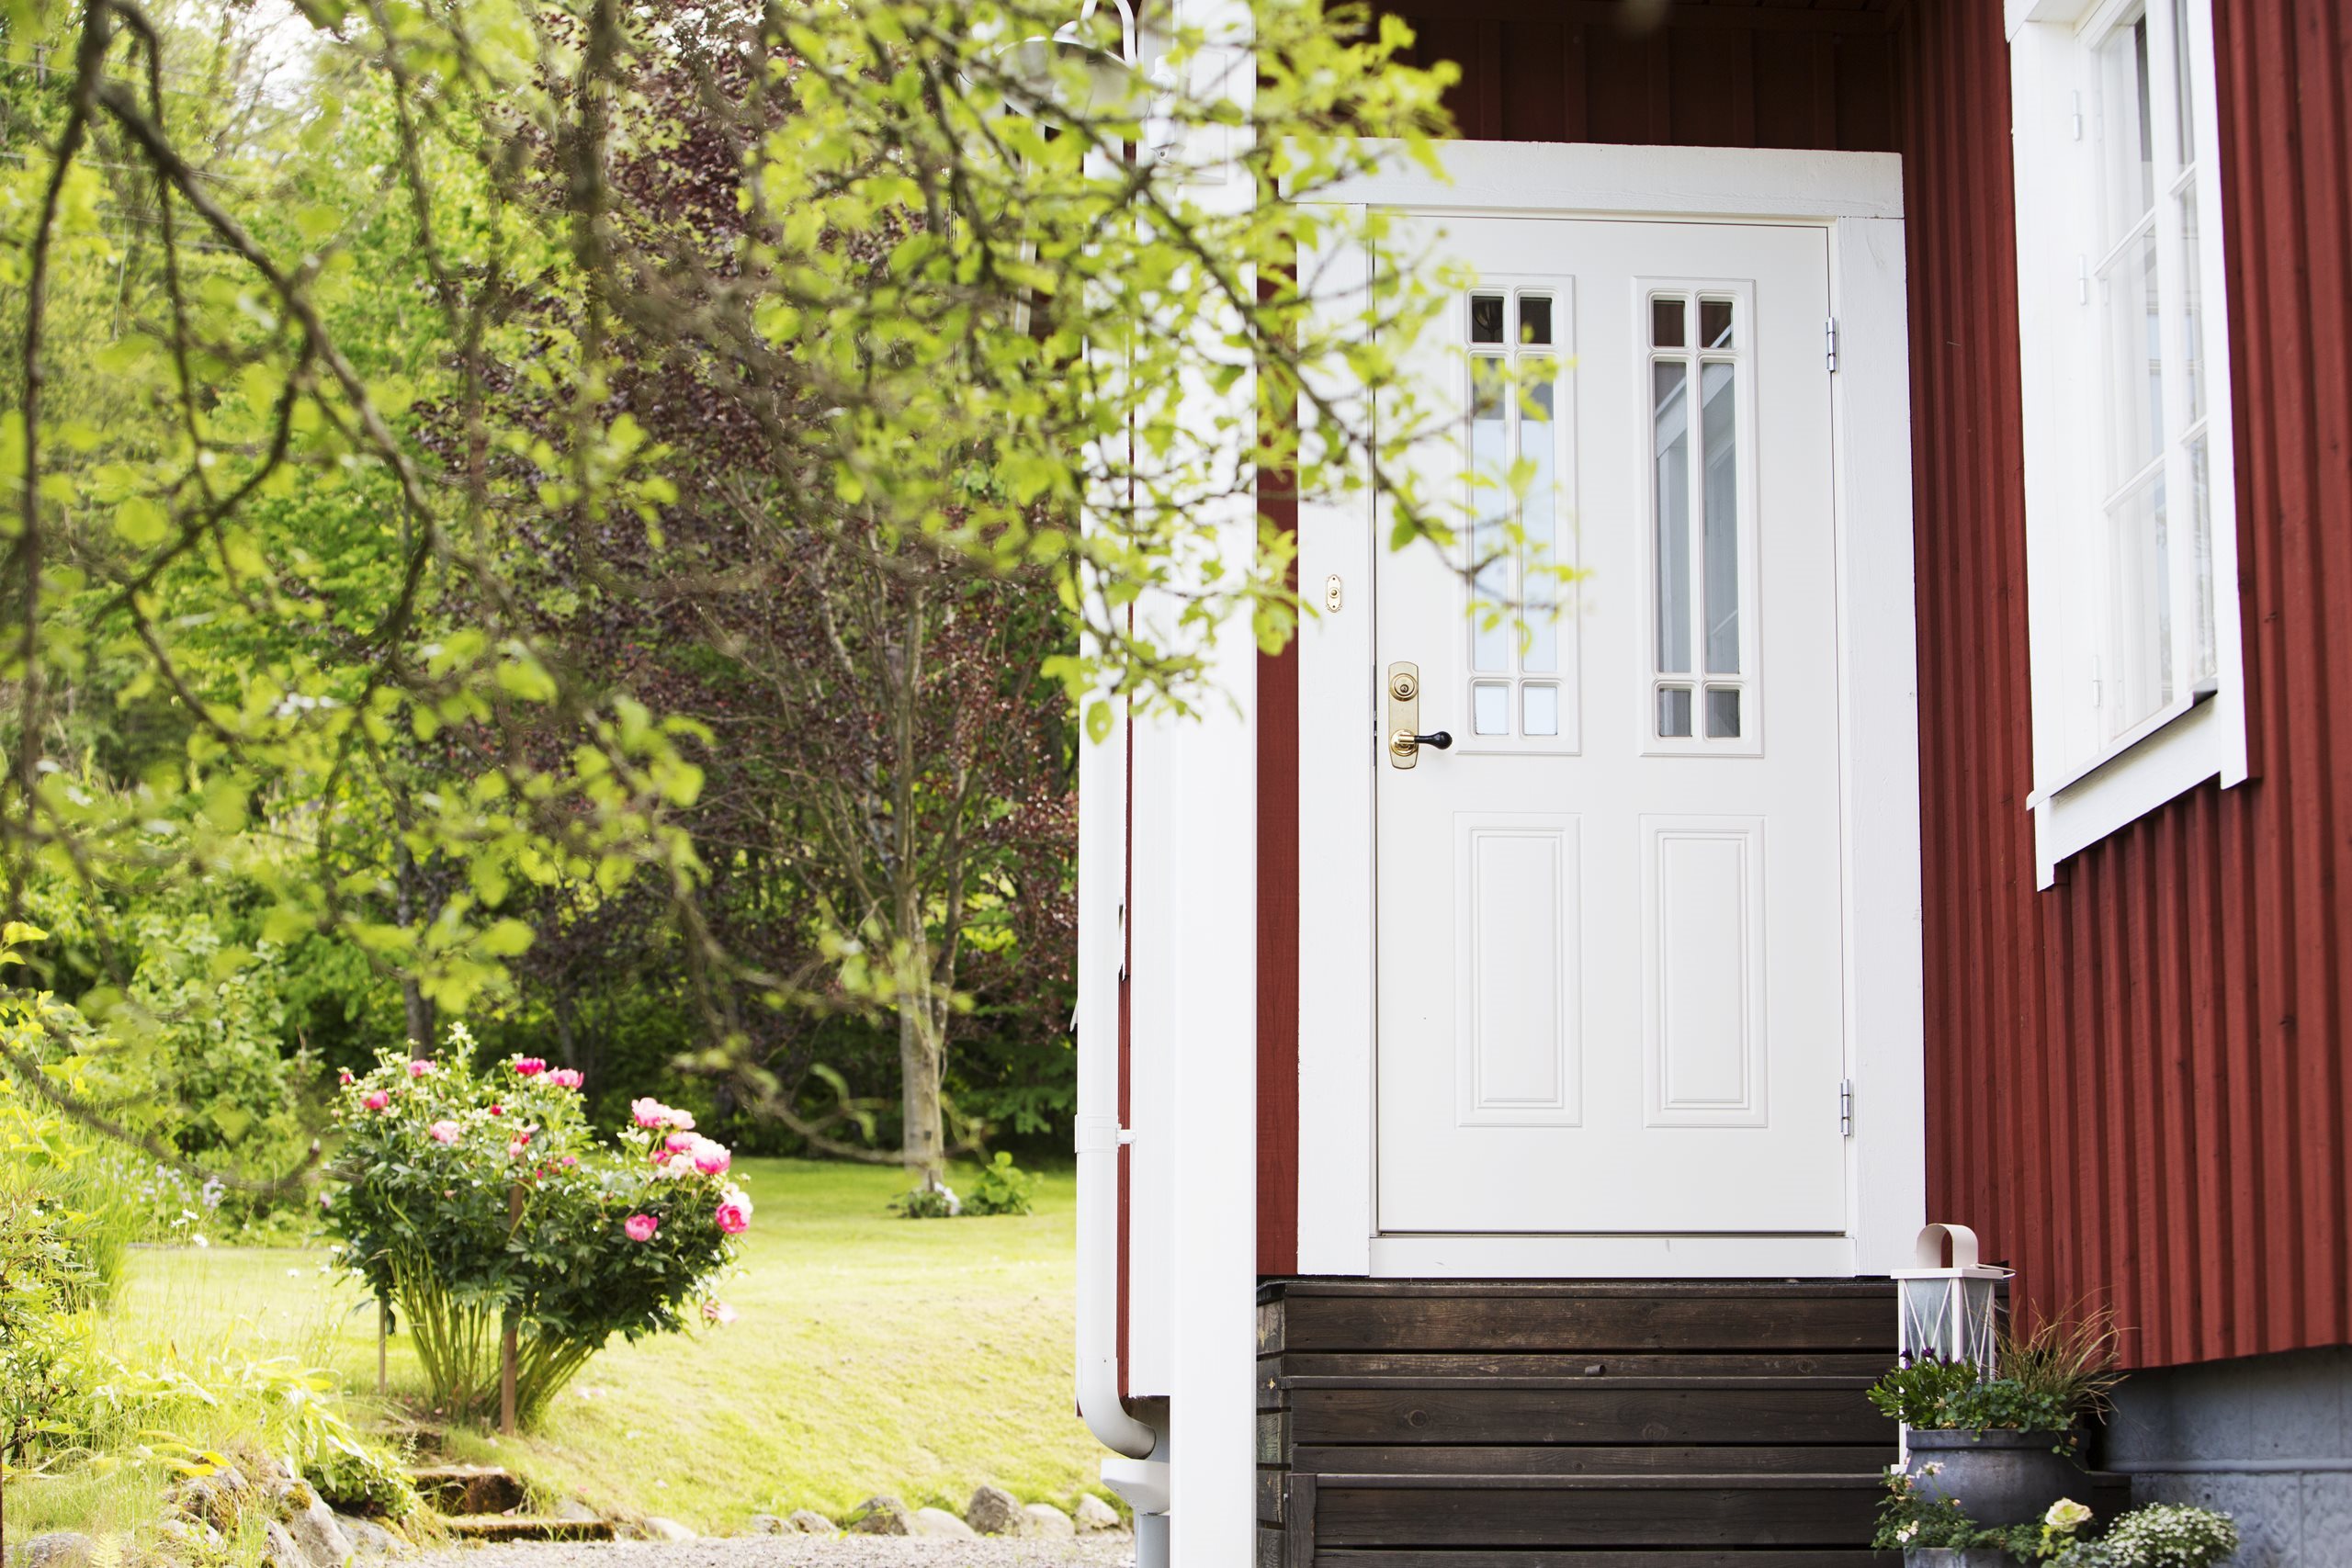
[1657,685,1693,739]
[1701,360,1739,675]
[1518,295,1553,346]
[2176,186,2203,425]
[1523,684,1560,738]
[1471,294,1506,344]
[2100,16,2156,245]
[1651,296,1686,349]
[1652,360,1692,676]
[1522,363,1558,674]
[2187,433,2215,686]
[1473,682,1511,736]
[1704,686,1741,739]
[1700,298,1735,349]
[1471,356,1511,672]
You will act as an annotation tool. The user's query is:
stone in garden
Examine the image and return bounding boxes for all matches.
[965,1485,1023,1536]
[785,1509,836,1535]
[20,1534,96,1568]
[551,1499,600,1525]
[260,1520,305,1568]
[1074,1495,1123,1533]
[1023,1502,1078,1539]
[638,1517,696,1541]
[846,1496,912,1535]
[747,1514,786,1534]
[334,1516,399,1558]
[286,1498,355,1568]
[911,1507,978,1540]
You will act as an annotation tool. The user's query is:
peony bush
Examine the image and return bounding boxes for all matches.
[326,1025,748,1427]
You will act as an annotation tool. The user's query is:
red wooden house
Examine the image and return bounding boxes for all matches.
[1070,2,2352,1562]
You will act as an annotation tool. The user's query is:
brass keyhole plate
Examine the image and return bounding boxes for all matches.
[1386,660,1421,770]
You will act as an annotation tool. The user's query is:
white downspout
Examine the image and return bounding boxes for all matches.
[1075,694,1169,1552]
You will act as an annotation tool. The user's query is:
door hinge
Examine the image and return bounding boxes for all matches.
[1824,318,1839,373]
[1839,1078,1855,1137]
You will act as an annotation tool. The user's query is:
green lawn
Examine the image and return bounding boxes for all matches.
[82,1158,1107,1533]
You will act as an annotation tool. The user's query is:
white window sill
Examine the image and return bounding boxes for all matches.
[2030,691,2234,888]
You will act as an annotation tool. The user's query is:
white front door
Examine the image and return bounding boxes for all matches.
[1375,215,1848,1236]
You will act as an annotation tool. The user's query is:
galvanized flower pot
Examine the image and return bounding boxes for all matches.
[1905,1427,2083,1528]
[1905,1550,2013,1568]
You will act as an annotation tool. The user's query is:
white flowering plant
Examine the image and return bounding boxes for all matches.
[2049,1504,2238,1568]
[1876,1477,2237,1568]
[325,1025,750,1426]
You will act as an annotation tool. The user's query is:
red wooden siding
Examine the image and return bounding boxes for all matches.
[1258,487,1301,1277]
[1257,0,2352,1370]
[1900,0,2352,1371]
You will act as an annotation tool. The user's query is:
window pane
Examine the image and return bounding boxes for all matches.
[1701,361,1740,675]
[1471,295,1505,344]
[2177,186,2203,426]
[2170,0,2196,166]
[1523,684,1560,738]
[1651,296,1686,349]
[2101,16,2156,243]
[1653,361,1691,675]
[2107,470,2173,735]
[1704,686,1741,739]
[1657,685,1693,739]
[2188,434,2216,687]
[2101,226,2165,485]
[1700,299,1735,349]
[1522,359,1558,674]
[1471,356,1511,671]
[1473,682,1511,736]
[1518,296,1553,346]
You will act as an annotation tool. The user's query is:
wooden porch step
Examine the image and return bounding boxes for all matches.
[1273,1351,1894,1381]
[1264,1280,1899,1357]
[1290,1382,1896,1446]
[1310,1552,1892,1566]
[1290,1444,1895,1477]
[1303,1472,1885,1552]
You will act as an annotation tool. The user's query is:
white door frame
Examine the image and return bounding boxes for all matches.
[1292,141,1925,1280]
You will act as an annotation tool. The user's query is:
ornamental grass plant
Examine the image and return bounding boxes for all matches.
[327,1026,748,1427]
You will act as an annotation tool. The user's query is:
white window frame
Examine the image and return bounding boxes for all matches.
[2007,0,2248,889]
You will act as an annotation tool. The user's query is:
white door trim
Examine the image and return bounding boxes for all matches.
[1292,141,1924,1280]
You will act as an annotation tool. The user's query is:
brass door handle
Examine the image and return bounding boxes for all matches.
[1389,728,1453,758]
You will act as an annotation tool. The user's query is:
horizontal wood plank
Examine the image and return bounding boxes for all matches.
[1278,1295,1895,1355]
[1274,1351,1894,1382]
[1292,1386,1894,1447]
[1312,1476,1882,1550]
[1313,1551,1896,1567]
[1290,1444,1894,1477]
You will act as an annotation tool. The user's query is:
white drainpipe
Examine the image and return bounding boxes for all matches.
[1075,694,1168,1550]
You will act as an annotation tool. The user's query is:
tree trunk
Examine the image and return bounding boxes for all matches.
[897,972,946,1189]
[395,840,436,1047]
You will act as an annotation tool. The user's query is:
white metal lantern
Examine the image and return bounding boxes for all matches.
[1892,1222,2010,1376]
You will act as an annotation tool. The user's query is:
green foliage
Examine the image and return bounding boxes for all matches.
[890,1183,960,1220]
[2001,1303,2124,1428]
[962,1152,1037,1216]
[1868,1352,2083,1439]
[324,1027,746,1426]
[2051,1504,2239,1568]
[1871,1472,2093,1560]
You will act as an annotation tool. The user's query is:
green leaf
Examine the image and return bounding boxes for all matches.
[478,919,535,957]
[113,497,170,548]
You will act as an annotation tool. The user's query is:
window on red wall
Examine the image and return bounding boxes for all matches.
[2007,0,2247,887]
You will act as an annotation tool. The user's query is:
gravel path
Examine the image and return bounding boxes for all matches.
[414,1540,1136,1568]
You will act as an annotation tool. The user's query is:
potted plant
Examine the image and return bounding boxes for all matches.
[1876,1486,2238,1568]
[1870,1307,2122,1529]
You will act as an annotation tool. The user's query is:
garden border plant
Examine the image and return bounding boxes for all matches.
[327,1025,749,1427]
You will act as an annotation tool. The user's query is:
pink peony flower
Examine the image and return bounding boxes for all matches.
[701,1300,738,1326]
[665,1131,697,1153]
[560,1154,578,1168]
[428,1120,460,1144]
[512,1058,547,1077]
[630,1097,695,1131]
[487,1103,503,1117]
[408,1059,436,1077]
[714,1201,750,1235]
[548,1068,583,1089]
[363,1090,390,1111]
[508,1138,531,1159]
[337,1068,355,1086]
[623,1213,659,1243]
[694,1143,731,1177]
